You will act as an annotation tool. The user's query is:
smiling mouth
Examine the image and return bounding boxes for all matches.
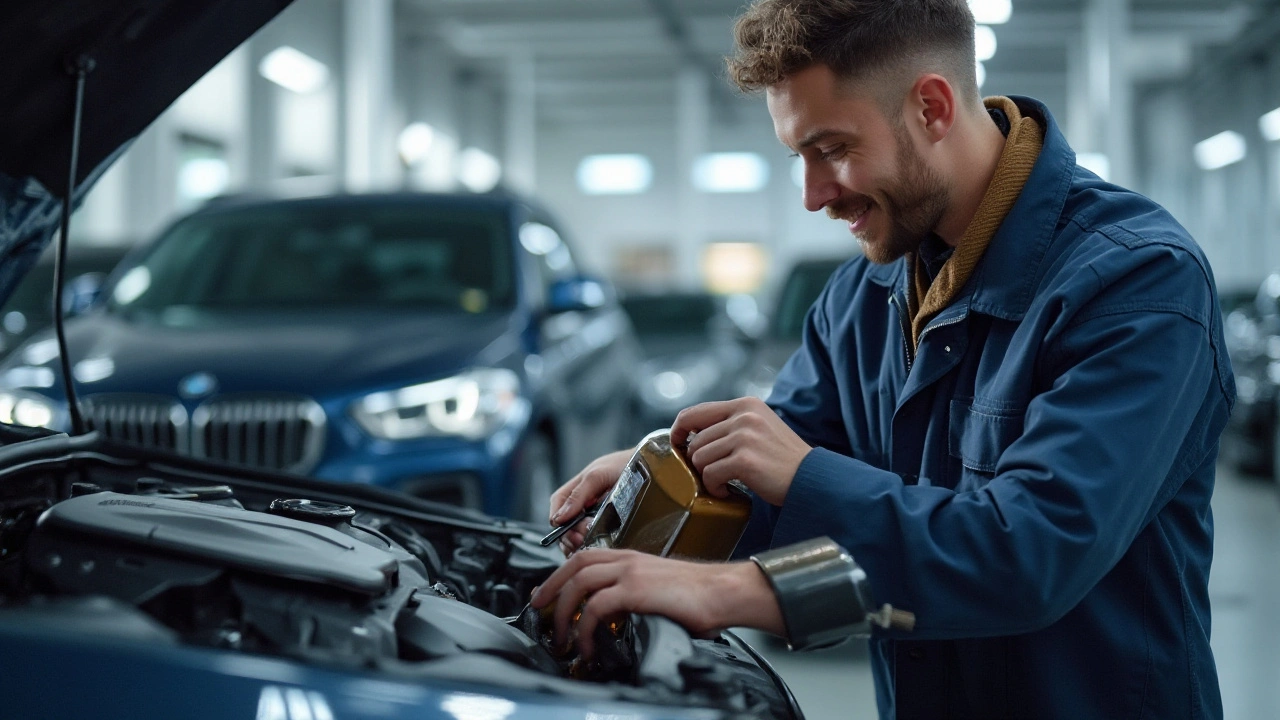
[849,199,873,225]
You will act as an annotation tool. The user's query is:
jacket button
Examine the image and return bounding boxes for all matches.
[944,345,952,353]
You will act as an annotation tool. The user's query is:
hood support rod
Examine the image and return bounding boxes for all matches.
[54,54,96,436]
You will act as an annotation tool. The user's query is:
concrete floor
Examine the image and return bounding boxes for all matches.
[739,463,1280,720]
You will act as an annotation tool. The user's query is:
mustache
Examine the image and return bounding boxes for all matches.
[825,195,874,221]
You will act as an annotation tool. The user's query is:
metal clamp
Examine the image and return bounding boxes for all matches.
[751,537,914,651]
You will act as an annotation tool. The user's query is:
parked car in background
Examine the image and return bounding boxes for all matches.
[0,244,131,359]
[1222,272,1280,478]
[0,192,641,521]
[620,291,755,437]
[738,257,847,401]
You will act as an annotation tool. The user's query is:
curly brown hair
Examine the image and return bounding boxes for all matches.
[727,0,978,102]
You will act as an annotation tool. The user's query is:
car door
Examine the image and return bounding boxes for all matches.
[519,217,638,476]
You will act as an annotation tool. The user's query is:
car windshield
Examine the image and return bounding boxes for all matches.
[107,203,514,314]
[772,260,843,341]
[621,294,720,338]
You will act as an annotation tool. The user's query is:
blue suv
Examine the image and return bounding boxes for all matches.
[0,192,641,521]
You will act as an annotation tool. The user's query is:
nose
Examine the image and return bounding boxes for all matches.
[801,163,840,213]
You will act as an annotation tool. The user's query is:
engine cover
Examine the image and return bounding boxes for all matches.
[28,491,399,595]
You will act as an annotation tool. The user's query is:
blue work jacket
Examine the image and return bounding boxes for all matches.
[742,97,1235,719]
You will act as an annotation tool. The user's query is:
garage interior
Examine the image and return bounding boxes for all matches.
[22,0,1280,717]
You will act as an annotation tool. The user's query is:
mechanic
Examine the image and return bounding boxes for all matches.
[531,1,1234,717]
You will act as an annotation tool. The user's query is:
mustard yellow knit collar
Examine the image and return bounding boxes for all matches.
[905,96,1044,349]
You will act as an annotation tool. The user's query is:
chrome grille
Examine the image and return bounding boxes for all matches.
[192,397,326,473]
[83,394,187,453]
[82,393,326,474]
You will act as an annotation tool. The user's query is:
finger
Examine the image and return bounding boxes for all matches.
[684,415,733,458]
[530,547,615,609]
[551,562,621,648]
[553,467,615,523]
[688,434,736,475]
[558,529,586,557]
[699,453,741,498]
[576,586,630,660]
[549,474,583,524]
[671,401,738,448]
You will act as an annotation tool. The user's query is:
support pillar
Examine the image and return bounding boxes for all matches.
[504,54,537,195]
[675,68,709,290]
[343,0,396,192]
[1074,0,1134,186]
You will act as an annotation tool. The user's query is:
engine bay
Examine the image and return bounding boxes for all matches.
[0,434,797,718]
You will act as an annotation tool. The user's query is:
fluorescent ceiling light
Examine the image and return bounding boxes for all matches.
[1261,108,1280,142]
[1194,131,1246,171]
[975,26,997,61]
[1075,152,1110,181]
[259,46,329,94]
[976,61,987,89]
[577,154,653,195]
[458,147,502,192]
[791,157,805,188]
[398,123,436,167]
[692,153,769,193]
[969,0,1011,24]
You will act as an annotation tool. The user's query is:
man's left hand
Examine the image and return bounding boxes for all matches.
[671,397,811,506]
[529,548,785,659]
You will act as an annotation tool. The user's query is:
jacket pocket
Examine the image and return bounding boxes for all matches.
[949,398,1025,473]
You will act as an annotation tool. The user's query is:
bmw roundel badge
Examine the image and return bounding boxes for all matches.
[178,372,218,399]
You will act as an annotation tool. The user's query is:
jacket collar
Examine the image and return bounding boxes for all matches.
[965,96,1075,321]
[864,96,1074,322]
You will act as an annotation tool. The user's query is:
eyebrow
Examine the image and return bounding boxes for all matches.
[795,129,849,151]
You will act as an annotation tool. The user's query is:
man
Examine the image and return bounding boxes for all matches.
[532,1,1234,717]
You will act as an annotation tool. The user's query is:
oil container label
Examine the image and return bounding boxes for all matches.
[611,465,644,523]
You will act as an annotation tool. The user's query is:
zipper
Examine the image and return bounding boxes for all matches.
[917,313,968,348]
[888,292,914,372]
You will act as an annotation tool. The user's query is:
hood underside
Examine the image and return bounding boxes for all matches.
[0,0,296,306]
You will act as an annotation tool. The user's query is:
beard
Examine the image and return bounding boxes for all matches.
[826,128,950,265]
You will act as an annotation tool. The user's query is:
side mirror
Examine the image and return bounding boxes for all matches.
[62,272,106,316]
[547,276,610,314]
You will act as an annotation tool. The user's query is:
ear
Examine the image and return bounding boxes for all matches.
[907,74,957,143]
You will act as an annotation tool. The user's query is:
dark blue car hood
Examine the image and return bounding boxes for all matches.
[25,309,522,399]
[0,0,296,308]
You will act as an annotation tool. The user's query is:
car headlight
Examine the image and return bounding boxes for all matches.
[639,356,721,410]
[351,368,521,440]
[0,391,58,430]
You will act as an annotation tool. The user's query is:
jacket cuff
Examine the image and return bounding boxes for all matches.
[774,447,902,549]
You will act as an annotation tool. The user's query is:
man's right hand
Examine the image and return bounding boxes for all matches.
[548,448,632,556]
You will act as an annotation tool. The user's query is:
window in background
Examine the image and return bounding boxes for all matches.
[692,153,769,193]
[577,154,653,195]
[613,245,675,293]
[701,242,767,294]
[175,133,230,210]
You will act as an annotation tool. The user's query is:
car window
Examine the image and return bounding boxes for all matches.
[109,204,514,313]
[772,260,843,340]
[621,294,719,339]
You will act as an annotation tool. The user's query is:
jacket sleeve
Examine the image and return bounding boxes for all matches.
[731,274,856,559]
[769,254,1230,639]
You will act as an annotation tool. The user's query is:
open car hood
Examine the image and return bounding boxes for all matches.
[0,0,296,306]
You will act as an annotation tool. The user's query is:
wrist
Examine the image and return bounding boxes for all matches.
[716,561,786,637]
